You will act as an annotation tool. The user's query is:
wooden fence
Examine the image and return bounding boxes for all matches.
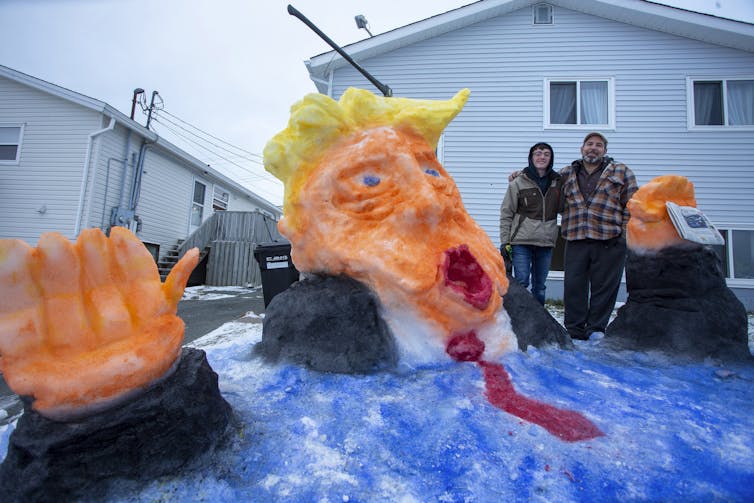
[178,210,284,287]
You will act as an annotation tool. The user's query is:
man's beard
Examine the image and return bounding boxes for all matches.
[582,153,603,165]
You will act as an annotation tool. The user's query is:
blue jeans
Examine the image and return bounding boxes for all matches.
[511,245,553,305]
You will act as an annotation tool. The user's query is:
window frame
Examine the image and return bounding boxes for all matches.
[532,3,554,25]
[543,77,615,130]
[687,77,754,131]
[715,227,754,285]
[0,123,25,165]
[212,185,230,211]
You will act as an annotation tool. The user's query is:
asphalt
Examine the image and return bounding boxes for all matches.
[0,287,267,426]
[177,287,266,344]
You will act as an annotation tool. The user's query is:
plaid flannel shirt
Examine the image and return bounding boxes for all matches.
[559,159,638,241]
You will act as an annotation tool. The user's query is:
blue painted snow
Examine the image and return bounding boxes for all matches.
[1,324,752,502]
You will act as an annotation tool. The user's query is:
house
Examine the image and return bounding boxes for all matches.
[303,0,754,308]
[0,64,282,285]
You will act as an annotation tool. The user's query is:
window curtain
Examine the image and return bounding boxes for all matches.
[694,82,723,125]
[727,80,754,126]
[580,81,607,124]
[550,82,576,124]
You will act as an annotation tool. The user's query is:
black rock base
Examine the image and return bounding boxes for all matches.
[0,347,233,502]
[503,273,573,351]
[606,246,750,360]
[257,273,573,374]
[257,275,398,373]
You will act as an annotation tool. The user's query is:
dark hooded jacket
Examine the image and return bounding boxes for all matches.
[499,143,562,247]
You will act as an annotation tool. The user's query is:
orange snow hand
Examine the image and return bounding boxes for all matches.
[0,227,198,420]
[627,175,697,252]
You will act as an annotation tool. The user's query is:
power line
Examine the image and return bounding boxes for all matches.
[149,117,282,202]
[153,111,265,165]
[158,108,264,160]
[146,110,275,182]
[137,103,282,203]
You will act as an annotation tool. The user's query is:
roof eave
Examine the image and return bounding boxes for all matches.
[305,0,754,86]
[153,137,282,217]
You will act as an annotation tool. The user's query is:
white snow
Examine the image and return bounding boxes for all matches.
[0,303,752,501]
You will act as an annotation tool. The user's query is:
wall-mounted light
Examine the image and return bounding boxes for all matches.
[354,14,373,37]
[37,204,47,214]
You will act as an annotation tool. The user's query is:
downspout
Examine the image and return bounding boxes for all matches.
[75,116,116,236]
[128,140,155,216]
[117,130,134,210]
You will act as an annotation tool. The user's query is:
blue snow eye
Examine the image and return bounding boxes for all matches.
[363,175,381,187]
[424,168,440,177]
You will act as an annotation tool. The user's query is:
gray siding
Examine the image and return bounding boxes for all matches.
[83,123,136,232]
[327,5,754,245]
[0,71,276,263]
[0,75,103,244]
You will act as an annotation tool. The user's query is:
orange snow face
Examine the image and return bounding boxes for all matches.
[0,227,198,420]
[627,175,697,252]
[279,126,508,338]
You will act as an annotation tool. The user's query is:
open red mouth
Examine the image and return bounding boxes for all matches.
[442,244,493,310]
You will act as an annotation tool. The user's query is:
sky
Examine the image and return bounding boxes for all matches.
[1,0,752,205]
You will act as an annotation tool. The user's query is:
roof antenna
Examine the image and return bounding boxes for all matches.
[288,4,392,97]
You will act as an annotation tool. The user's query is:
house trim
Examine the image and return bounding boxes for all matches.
[305,0,754,94]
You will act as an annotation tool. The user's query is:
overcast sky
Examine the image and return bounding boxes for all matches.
[1,0,752,205]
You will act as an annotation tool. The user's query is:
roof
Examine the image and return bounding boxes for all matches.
[0,64,281,217]
[305,0,754,93]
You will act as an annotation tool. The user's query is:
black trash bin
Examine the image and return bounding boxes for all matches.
[253,241,300,307]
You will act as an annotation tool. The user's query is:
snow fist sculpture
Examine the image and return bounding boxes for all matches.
[607,175,749,360]
[260,88,601,441]
[0,227,232,501]
[0,227,198,419]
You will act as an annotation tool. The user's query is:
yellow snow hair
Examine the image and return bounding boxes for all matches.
[263,87,470,213]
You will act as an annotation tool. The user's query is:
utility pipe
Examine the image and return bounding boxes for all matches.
[74,116,116,236]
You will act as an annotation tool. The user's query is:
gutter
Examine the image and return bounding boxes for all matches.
[74,116,116,236]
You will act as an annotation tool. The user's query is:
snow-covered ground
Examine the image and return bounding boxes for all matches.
[1,296,752,501]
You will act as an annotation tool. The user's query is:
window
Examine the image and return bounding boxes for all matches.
[0,125,23,163]
[716,229,754,279]
[689,78,754,128]
[213,186,229,211]
[533,4,553,24]
[191,180,206,228]
[545,78,614,129]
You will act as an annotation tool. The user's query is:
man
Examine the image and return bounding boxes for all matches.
[560,132,637,340]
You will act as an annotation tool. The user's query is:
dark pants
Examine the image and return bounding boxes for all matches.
[563,237,626,340]
[511,245,553,305]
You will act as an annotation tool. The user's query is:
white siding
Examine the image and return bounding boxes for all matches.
[0,75,103,244]
[128,146,273,261]
[132,148,197,257]
[327,6,754,246]
[83,123,136,232]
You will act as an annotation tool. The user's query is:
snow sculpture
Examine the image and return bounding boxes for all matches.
[262,88,602,441]
[607,175,750,359]
[0,227,232,500]
[264,88,515,362]
[0,227,197,419]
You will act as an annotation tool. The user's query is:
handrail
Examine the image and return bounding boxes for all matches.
[176,212,219,259]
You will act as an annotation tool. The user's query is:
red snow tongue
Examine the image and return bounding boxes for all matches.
[446,331,604,442]
[443,244,492,310]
